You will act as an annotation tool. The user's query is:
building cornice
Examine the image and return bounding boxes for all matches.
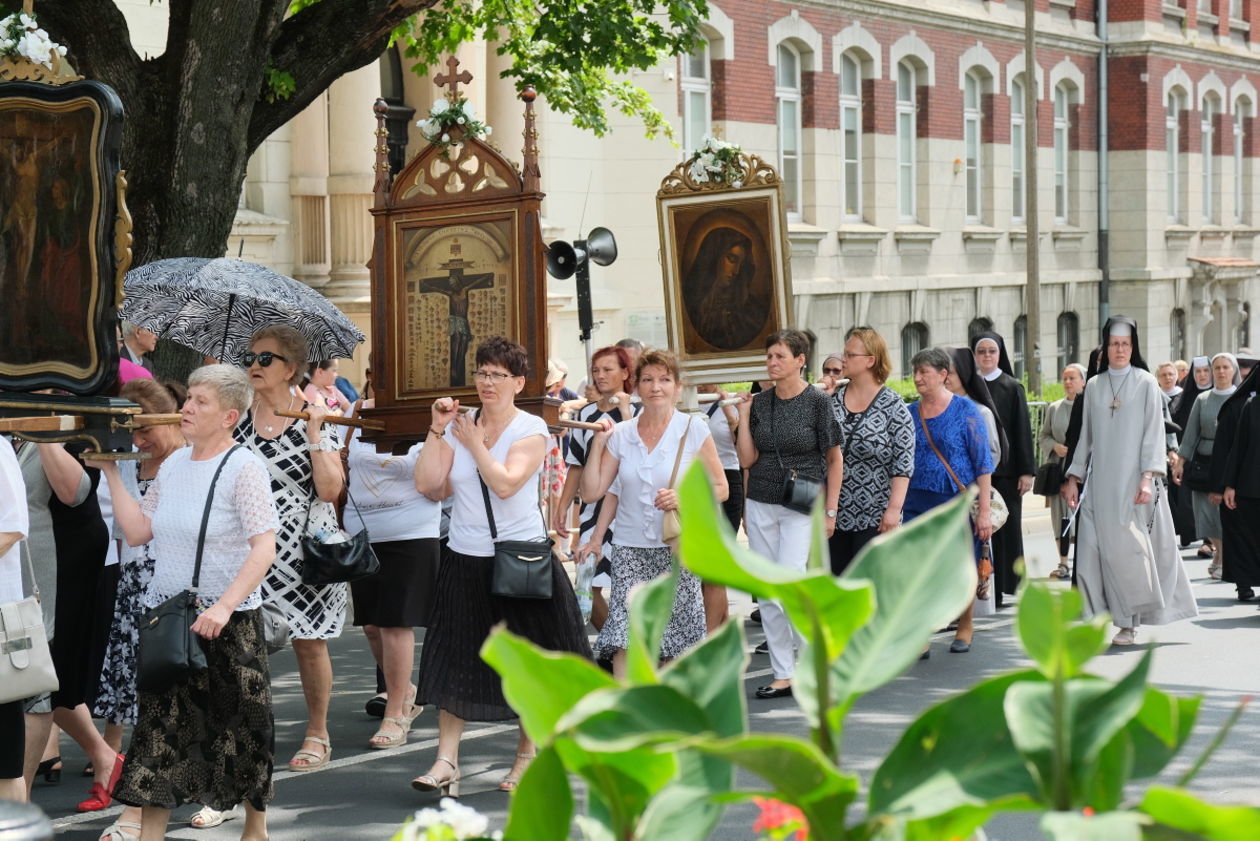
[1106,35,1260,72]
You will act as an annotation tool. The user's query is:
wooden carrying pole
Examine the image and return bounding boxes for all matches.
[0,416,83,432]
[274,410,387,431]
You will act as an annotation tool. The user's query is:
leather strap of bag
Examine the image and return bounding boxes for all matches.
[474,409,548,542]
[917,401,967,495]
[192,444,242,590]
[667,415,694,491]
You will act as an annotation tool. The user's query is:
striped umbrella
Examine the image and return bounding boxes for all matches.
[121,258,365,364]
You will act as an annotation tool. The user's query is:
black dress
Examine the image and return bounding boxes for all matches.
[1169,382,1206,544]
[1218,380,1260,590]
[984,373,1036,603]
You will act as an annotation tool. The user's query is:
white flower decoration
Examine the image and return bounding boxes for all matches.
[430,98,450,115]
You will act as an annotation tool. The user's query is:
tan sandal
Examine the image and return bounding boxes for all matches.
[498,752,535,792]
[190,806,238,828]
[288,736,331,772]
[99,821,142,841]
[411,755,460,798]
[369,704,423,749]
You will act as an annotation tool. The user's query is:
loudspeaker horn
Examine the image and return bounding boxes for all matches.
[586,226,618,266]
[546,240,577,279]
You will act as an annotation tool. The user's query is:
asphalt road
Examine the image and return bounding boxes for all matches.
[37,502,1260,841]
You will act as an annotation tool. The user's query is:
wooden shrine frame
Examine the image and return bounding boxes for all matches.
[361,65,551,450]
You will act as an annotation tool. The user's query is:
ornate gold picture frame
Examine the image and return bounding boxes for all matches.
[657,151,792,382]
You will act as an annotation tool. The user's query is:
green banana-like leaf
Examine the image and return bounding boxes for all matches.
[559,684,712,753]
[555,736,677,840]
[831,492,978,719]
[1128,690,1201,779]
[623,562,679,684]
[1016,583,1110,680]
[503,745,573,841]
[660,618,748,739]
[1139,787,1260,840]
[633,783,725,841]
[871,670,1043,817]
[1041,810,1146,841]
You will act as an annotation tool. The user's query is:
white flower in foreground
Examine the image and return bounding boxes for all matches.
[441,133,450,143]
[430,98,450,115]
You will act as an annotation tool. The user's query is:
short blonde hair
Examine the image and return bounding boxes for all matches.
[635,348,682,383]
[250,325,308,387]
[844,326,893,384]
[188,364,253,415]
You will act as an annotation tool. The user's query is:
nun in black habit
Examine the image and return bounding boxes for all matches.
[971,332,1037,605]
[1168,358,1209,546]
[1217,363,1260,601]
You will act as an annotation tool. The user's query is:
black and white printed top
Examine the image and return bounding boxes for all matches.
[565,400,640,553]
[831,385,915,531]
[747,386,840,506]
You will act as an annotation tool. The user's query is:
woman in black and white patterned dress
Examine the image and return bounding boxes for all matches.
[235,326,345,774]
[581,349,728,677]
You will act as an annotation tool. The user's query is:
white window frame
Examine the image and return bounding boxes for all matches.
[1236,98,1251,223]
[1203,95,1218,224]
[1053,84,1070,223]
[1230,0,1243,19]
[776,42,803,221]
[1011,77,1026,223]
[1167,91,1183,223]
[680,41,711,155]
[840,52,863,221]
[964,71,983,223]
[896,60,917,222]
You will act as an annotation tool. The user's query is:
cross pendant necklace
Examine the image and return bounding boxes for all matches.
[1108,369,1132,415]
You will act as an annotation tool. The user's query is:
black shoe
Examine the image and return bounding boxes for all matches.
[949,639,972,654]
[36,756,61,784]
[749,609,762,625]
[364,694,387,719]
[596,657,615,674]
[1238,586,1256,602]
[754,684,792,699]
[918,649,930,661]
[754,641,769,654]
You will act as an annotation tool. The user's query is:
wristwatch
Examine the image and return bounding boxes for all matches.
[825,509,837,519]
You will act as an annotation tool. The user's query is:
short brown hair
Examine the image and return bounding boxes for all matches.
[475,336,530,377]
[844,326,893,384]
[765,329,811,361]
[121,378,178,415]
[250,325,308,386]
[635,348,681,383]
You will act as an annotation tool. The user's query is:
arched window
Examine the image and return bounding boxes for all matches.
[1171,308,1188,361]
[378,47,415,176]
[1013,314,1029,380]
[896,60,918,221]
[681,41,711,154]
[1011,76,1026,223]
[840,52,863,220]
[1202,93,1221,224]
[1053,83,1072,223]
[901,322,930,376]
[1056,311,1080,371]
[1167,89,1185,222]
[964,71,984,222]
[1235,97,1251,224]
[776,43,802,219]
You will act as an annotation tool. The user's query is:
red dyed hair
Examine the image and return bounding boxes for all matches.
[590,345,635,395]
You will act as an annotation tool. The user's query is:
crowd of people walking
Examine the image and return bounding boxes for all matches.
[0,314,1243,838]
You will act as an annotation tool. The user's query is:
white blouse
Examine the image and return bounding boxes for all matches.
[0,441,29,604]
[705,402,739,471]
[606,410,712,549]
[445,411,549,557]
[142,447,280,611]
[345,438,440,542]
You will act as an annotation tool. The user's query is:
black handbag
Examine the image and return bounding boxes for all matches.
[300,487,380,586]
[1033,461,1063,496]
[769,391,823,516]
[1183,454,1212,492]
[479,474,553,599]
[136,444,240,693]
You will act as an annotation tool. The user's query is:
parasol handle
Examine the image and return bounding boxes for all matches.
[274,409,386,431]
[219,292,235,362]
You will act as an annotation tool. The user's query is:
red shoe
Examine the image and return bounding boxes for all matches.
[76,753,124,812]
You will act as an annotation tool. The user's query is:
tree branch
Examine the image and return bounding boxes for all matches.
[246,0,438,152]
[36,0,141,104]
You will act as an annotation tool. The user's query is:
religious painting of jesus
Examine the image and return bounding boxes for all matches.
[397,216,515,393]
[0,80,125,395]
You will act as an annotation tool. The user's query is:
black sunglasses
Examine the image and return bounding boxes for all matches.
[822,367,844,376]
[243,351,288,368]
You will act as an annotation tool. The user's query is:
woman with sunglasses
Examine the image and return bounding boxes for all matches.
[234,326,345,779]
[825,327,915,574]
[412,336,590,797]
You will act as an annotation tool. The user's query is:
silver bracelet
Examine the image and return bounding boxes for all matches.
[307,438,338,452]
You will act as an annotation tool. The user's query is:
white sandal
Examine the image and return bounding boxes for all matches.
[190,805,239,828]
[99,821,142,841]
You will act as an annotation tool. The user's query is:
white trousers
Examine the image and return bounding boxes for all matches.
[744,499,811,680]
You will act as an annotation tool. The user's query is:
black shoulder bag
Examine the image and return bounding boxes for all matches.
[136,444,240,693]
[480,474,554,599]
[770,391,823,515]
[300,487,380,586]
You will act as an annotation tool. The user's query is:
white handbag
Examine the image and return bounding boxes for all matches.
[0,542,59,704]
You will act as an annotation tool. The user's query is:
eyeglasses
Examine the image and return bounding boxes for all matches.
[473,370,516,383]
[243,351,288,368]
[842,353,871,360]
[822,367,844,376]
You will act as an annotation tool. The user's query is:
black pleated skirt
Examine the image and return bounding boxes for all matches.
[417,547,592,722]
[1221,497,1260,587]
[350,538,439,628]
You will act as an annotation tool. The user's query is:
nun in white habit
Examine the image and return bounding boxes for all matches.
[1062,316,1198,645]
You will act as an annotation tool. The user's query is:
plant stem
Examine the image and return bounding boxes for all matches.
[1051,663,1071,809]
[805,603,836,764]
[1176,695,1252,787]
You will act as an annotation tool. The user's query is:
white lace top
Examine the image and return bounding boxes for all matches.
[142,446,280,611]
